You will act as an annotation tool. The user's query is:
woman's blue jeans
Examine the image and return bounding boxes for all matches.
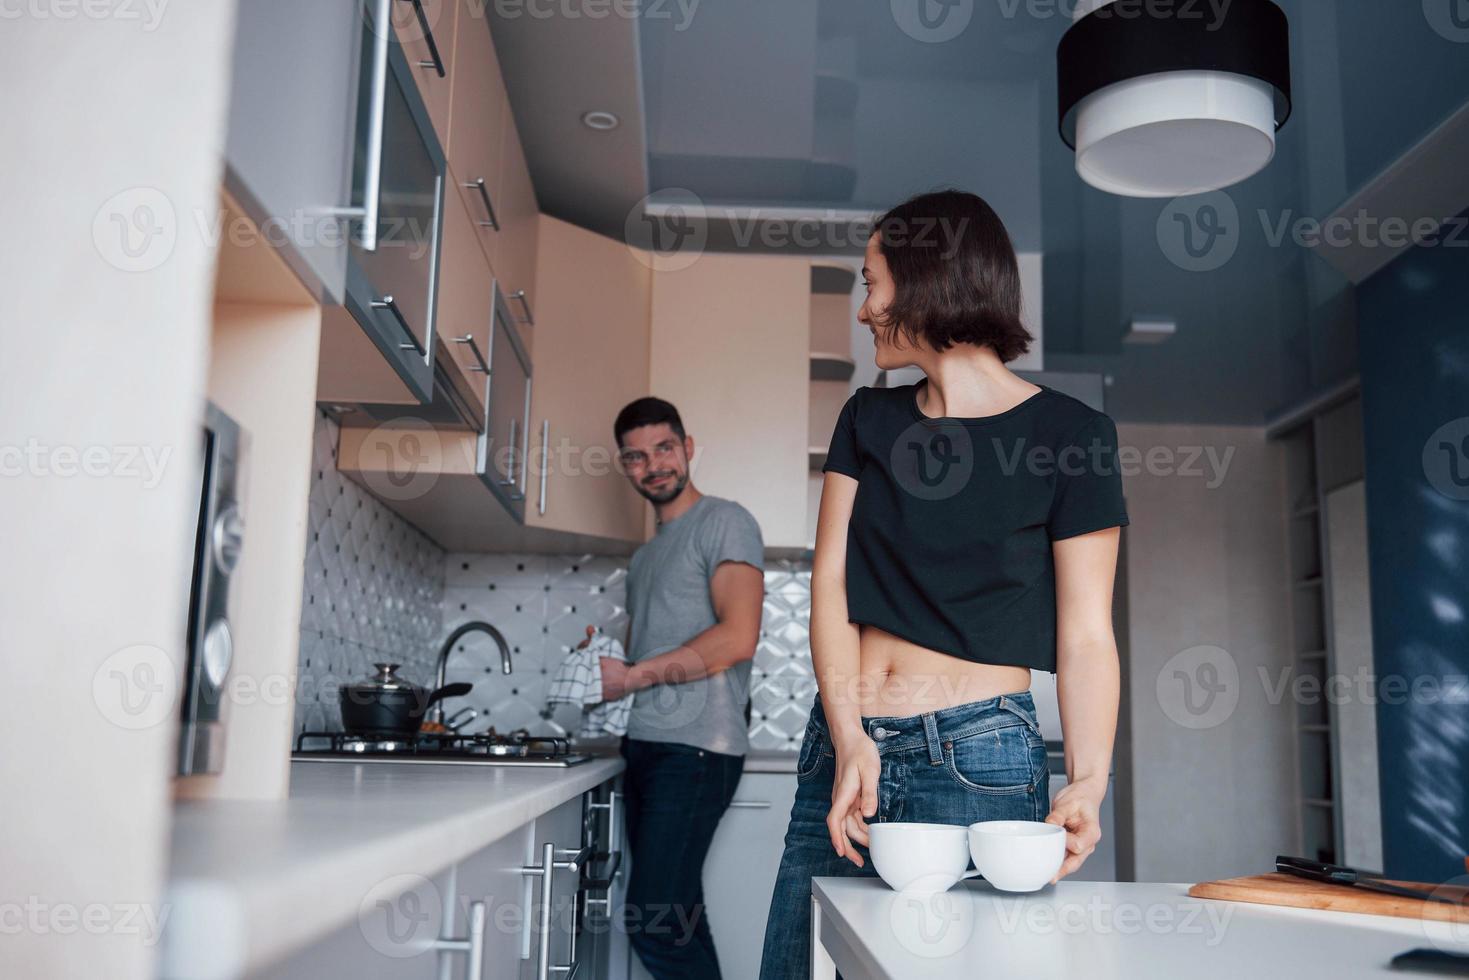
[757,691,1051,980]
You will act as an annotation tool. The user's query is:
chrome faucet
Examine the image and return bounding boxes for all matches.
[432,621,512,724]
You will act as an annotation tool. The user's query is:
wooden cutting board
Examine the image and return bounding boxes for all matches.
[1189,872,1469,925]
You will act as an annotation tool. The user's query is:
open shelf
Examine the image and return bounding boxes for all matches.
[810,352,855,382]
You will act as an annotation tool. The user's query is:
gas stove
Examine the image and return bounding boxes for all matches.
[292,728,593,767]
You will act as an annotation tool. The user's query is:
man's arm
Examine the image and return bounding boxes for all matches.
[603,560,763,698]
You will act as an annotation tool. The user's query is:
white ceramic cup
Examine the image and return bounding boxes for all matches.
[967,820,1067,892]
[867,822,972,894]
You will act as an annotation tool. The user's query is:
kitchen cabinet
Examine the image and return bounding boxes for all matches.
[494,107,540,342]
[318,0,447,406]
[649,254,811,550]
[435,168,495,425]
[223,0,363,304]
[445,0,510,272]
[482,283,534,521]
[523,215,651,544]
[450,821,538,980]
[393,0,458,139]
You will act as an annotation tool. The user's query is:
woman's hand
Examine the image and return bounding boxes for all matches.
[1043,774,1108,883]
[827,729,881,867]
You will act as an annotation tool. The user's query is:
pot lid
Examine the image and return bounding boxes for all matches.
[351,663,421,692]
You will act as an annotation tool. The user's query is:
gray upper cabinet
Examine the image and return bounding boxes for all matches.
[224,0,363,304]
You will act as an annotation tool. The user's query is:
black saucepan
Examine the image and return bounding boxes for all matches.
[338,663,473,735]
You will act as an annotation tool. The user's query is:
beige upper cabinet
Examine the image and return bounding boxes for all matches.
[445,0,508,270]
[649,253,811,550]
[434,167,495,425]
[494,105,540,344]
[524,215,651,543]
[393,0,457,137]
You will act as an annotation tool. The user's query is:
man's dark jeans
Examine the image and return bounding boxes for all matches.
[620,736,744,980]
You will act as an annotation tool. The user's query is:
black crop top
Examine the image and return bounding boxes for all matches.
[821,381,1130,673]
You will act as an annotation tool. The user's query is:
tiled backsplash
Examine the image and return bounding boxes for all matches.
[294,411,816,749]
[439,554,817,750]
[294,410,447,734]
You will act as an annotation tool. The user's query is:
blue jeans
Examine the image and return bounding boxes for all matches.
[620,737,744,980]
[758,692,1050,980]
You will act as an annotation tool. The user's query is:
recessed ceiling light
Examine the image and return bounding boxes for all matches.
[581,111,620,132]
[1057,0,1292,198]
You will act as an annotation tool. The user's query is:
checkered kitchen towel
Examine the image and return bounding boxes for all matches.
[546,631,633,737]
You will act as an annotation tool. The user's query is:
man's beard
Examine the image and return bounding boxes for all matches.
[638,470,687,504]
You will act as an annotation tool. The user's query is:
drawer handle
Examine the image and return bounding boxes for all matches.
[432,899,485,980]
[464,178,501,231]
[398,0,446,77]
[728,800,772,809]
[452,334,489,373]
[371,295,423,355]
[509,289,535,326]
[537,419,550,516]
[355,0,393,251]
[521,842,587,980]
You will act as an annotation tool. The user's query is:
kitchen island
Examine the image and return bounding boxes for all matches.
[162,757,623,979]
[812,876,1467,979]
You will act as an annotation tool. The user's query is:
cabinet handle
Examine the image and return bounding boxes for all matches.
[355,0,393,251]
[537,420,550,516]
[372,295,423,354]
[464,178,500,231]
[585,790,623,895]
[509,289,535,326]
[398,0,446,77]
[521,842,584,980]
[728,800,772,809]
[452,334,489,373]
[501,417,525,500]
[432,899,485,980]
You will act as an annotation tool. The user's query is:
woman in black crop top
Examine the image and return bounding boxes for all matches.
[760,190,1129,980]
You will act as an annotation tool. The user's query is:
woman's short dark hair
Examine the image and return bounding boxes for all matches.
[614,396,686,447]
[870,189,1033,363]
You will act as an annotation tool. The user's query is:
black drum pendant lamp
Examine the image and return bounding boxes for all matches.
[1057,0,1292,198]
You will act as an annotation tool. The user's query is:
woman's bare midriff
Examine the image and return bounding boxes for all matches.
[854,623,1031,719]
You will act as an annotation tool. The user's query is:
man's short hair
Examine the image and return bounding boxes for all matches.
[614,397,686,448]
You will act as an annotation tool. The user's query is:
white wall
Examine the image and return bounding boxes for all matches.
[1117,423,1298,883]
[0,4,239,977]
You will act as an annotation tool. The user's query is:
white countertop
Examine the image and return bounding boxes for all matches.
[161,757,623,979]
[813,877,1469,979]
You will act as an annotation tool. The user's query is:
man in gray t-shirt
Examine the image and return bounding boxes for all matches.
[594,396,764,980]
